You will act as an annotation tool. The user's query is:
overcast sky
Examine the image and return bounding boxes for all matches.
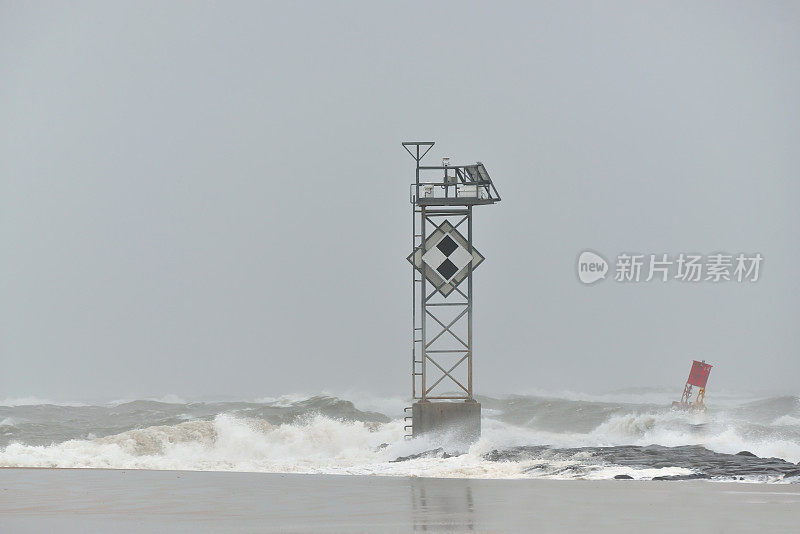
[2,1,798,402]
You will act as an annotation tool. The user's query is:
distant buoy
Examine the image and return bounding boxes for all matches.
[672,360,713,411]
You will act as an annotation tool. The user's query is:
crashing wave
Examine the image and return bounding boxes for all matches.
[1,391,799,481]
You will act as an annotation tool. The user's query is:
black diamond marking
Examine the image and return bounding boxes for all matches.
[436,235,458,256]
[436,259,458,280]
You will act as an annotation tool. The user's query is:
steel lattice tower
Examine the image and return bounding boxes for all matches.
[403,142,500,440]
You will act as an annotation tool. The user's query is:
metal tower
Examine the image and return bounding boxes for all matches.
[402,141,500,440]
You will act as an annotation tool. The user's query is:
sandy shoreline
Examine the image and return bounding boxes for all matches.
[1,468,798,533]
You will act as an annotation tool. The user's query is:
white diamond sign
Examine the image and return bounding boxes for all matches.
[407,221,484,296]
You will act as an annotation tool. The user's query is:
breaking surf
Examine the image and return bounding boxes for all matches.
[1,391,798,482]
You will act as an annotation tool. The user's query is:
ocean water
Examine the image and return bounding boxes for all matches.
[1,390,799,483]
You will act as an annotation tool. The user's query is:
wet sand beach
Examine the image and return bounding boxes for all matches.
[1,468,798,533]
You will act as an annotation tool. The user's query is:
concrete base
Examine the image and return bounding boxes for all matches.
[411,400,481,442]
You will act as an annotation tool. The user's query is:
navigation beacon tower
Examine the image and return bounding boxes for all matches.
[403,142,501,441]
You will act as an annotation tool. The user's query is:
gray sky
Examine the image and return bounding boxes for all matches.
[2,1,798,402]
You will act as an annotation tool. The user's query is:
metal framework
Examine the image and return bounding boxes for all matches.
[673,360,712,410]
[403,142,500,402]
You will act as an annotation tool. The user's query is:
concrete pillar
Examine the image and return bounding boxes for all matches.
[411,400,481,443]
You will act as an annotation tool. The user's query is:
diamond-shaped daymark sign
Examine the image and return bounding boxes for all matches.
[407,221,484,296]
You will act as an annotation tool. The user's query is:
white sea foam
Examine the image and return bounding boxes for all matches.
[252,391,409,418]
[0,414,586,478]
[0,415,417,475]
[147,394,189,404]
[2,391,798,480]
[252,393,313,407]
[0,397,86,407]
[507,388,766,408]
[773,415,800,427]
[0,411,790,480]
